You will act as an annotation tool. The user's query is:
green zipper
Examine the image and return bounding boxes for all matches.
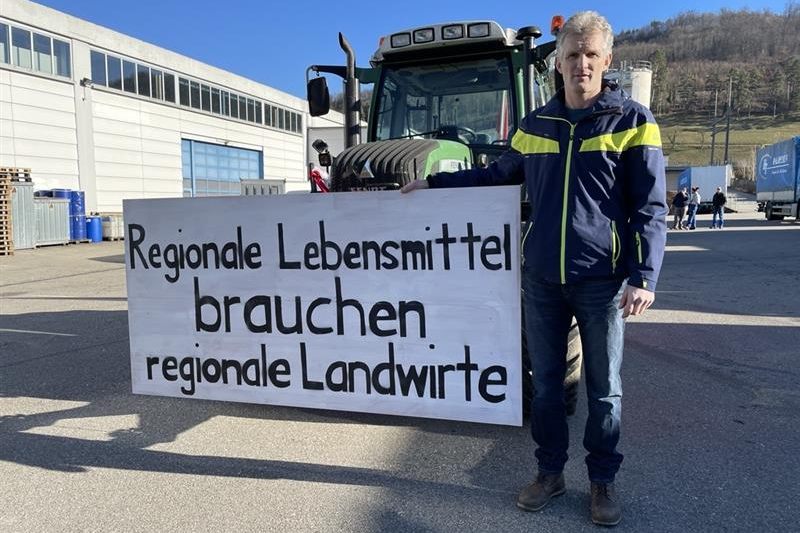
[611,220,620,273]
[540,115,576,284]
[635,231,643,263]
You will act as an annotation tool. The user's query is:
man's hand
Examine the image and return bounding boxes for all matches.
[619,285,655,318]
[400,179,429,193]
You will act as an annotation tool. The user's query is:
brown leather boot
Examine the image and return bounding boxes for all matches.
[516,472,565,512]
[590,482,621,526]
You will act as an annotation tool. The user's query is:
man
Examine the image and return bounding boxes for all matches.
[686,187,701,229]
[401,11,667,526]
[672,187,688,229]
[711,186,727,228]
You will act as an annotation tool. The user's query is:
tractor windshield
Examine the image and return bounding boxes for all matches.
[373,56,517,146]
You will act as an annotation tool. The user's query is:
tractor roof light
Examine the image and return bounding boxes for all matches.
[442,24,464,40]
[413,28,435,43]
[551,15,564,35]
[467,23,490,38]
[390,33,412,48]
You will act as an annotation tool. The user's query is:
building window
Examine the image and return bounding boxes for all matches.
[53,38,70,77]
[190,81,200,109]
[211,87,220,114]
[2,23,70,78]
[151,68,163,99]
[230,94,239,119]
[90,49,106,85]
[0,23,9,64]
[221,90,229,115]
[122,60,136,93]
[182,139,263,197]
[201,84,211,112]
[137,64,150,97]
[239,96,247,121]
[107,55,122,89]
[81,48,303,135]
[11,27,31,69]
[179,77,190,106]
[32,33,51,74]
[164,72,175,102]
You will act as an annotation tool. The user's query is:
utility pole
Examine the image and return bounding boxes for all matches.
[723,76,732,164]
[714,89,718,118]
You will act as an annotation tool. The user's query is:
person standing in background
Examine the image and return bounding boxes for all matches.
[711,187,726,228]
[686,187,701,230]
[672,188,688,230]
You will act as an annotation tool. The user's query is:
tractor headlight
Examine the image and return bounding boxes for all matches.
[390,33,411,48]
[442,25,464,40]
[467,23,490,38]
[413,28,435,43]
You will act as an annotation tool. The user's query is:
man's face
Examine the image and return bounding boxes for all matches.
[555,31,612,101]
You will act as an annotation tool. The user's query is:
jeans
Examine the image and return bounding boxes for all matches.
[686,204,699,229]
[522,274,625,483]
[712,206,724,228]
[672,206,686,229]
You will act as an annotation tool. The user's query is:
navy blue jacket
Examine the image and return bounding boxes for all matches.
[428,83,668,291]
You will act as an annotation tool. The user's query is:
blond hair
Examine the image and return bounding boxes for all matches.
[556,11,614,59]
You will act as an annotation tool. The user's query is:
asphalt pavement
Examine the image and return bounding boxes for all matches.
[1,205,798,532]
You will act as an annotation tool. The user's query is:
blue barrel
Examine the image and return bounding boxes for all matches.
[34,190,53,197]
[69,190,85,216]
[51,188,71,199]
[72,215,87,241]
[68,191,86,240]
[86,216,103,243]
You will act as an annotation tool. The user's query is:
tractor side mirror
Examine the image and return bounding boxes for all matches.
[307,77,330,117]
[312,139,332,167]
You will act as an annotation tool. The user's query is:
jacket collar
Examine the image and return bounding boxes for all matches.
[540,79,626,118]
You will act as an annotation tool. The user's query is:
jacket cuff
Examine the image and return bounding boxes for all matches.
[627,274,656,292]
[425,174,438,188]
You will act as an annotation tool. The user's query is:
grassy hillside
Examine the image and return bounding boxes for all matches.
[657,111,800,176]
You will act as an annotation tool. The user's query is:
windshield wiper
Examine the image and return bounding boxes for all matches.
[385,129,440,141]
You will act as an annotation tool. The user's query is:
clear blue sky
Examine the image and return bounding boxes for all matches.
[32,0,791,98]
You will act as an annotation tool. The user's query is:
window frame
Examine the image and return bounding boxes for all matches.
[32,32,52,75]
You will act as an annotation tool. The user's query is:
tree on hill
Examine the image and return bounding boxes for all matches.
[614,4,800,116]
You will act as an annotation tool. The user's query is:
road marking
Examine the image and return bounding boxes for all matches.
[666,245,708,251]
[628,310,800,326]
[0,328,77,337]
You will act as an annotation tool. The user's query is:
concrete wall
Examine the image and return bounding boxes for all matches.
[0,69,79,189]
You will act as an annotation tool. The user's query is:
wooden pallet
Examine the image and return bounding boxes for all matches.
[0,167,32,178]
[0,240,13,256]
[103,236,124,241]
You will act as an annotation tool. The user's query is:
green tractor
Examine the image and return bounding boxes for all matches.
[306,19,582,415]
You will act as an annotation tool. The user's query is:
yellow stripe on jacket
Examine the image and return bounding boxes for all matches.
[511,130,560,154]
[579,123,662,153]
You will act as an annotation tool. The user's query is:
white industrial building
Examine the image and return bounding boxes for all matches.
[0,0,345,213]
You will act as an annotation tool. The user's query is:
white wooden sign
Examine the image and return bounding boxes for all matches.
[124,187,522,425]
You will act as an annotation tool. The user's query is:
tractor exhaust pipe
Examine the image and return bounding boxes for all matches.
[339,33,361,148]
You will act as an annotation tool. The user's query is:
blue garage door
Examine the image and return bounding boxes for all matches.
[182,139,263,197]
